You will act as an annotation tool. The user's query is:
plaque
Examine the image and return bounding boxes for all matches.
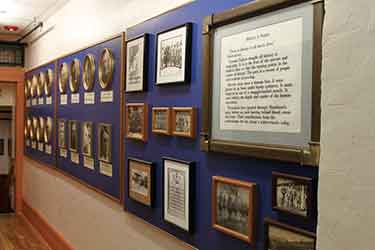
[83,54,95,91]
[98,48,114,89]
[71,93,80,104]
[70,151,79,164]
[84,92,95,104]
[60,148,67,158]
[100,161,112,177]
[100,90,113,103]
[83,156,94,170]
[69,58,81,93]
[59,62,69,94]
[60,94,67,105]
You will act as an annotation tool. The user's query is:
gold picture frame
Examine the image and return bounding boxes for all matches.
[44,69,53,96]
[24,80,30,98]
[26,79,32,98]
[172,107,196,138]
[152,107,171,135]
[29,117,35,140]
[38,117,45,142]
[34,117,41,142]
[81,121,93,157]
[59,62,69,94]
[37,72,43,97]
[83,54,96,91]
[44,117,53,144]
[69,58,81,93]
[31,75,38,97]
[98,48,114,89]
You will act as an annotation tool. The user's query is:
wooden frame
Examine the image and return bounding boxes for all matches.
[69,58,81,93]
[172,107,196,138]
[264,218,316,250]
[125,103,148,142]
[98,48,115,89]
[212,176,256,244]
[68,120,79,153]
[152,107,171,135]
[97,123,112,163]
[200,0,323,166]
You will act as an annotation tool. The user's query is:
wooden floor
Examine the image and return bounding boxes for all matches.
[0,214,50,250]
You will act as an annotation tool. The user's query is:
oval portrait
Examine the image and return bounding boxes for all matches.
[24,118,29,138]
[27,79,33,97]
[69,58,81,93]
[27,117,32,139]
[37,117,44,142]
[24,80,30,98]
[98,48,114,89]
[31,116,38,140]
[31,75,38,97]
[83,54,95,91]
[44,69,53,96]
[37,72,44,97]
[44,117,53,144]
[39,71,47,97]
[59,62,69,94]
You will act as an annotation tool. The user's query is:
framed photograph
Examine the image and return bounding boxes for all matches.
[98,48,114,89]
[29,117,35,141]
[125,103,148,141]
[37,117,44,142]
[98,123,112,163]
[272,172,313,218]
[59,62,69,94]
[125,34,149,92]
[163,157,193,232]
[264,218,316,250]
[81,121,93,157]
[128,157,153,206]
[156,23,192,85]
[68,120,79,152]
[212,176,256,243]
[83,54,96,91]
[44,117,53,144]
[152,107,171,135]
[58,119,66,148]
[69,58,81,93]
[172,107,196,138]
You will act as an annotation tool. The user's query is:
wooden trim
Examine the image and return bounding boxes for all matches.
[22,200,74,250]
[120,32,126,204]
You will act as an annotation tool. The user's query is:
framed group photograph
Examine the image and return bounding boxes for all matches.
[125,34,149,92]
[128,157,153,207]
[59,62,69,94]
[272,172,313,218]
[125,103,148,141]
[81,121,93,157]
[152,107,171,135]
[264,218,316,250]
[212,176,256,243]
[68,120,79,152]
[172,107,196,138]
[163,157,193,232]
[69,58,81,93]
[83,54,96,91]
[156,23,192,85]
[58,119,66,148]
[44,117,53,144]
[98,48,114,89]
[98,123,112,163]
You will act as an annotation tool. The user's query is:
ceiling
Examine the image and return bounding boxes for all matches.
[0,0,69,36]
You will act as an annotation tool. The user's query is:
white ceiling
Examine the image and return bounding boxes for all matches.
[0,0,69,36]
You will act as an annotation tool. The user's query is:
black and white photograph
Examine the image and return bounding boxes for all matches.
[152,107,171,135]
[44,117,53,144]
[69,120,79,152]
[172,107,196,138]
[99,48,114,89]
[59,62,69,94]
[83,54,95,91]
[126,34,148,92]
[126,103,147,141]
[81,121,93,157]
[98,123,112,163]
[128,158,153,206]
[69,58,81,93]
[156,23,191,85]
[58,119,66,148]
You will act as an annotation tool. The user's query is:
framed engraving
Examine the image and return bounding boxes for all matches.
[163,157,193,232]
[81,121,93,157]
[68,120,79,152]
[98,48,114,89]
[200,0,323,166]
[98,123,112,163]
[83,54,96,91]
[152,107,171,135]
[45,69,53,96]
[69,58,81,93]
[172,107,196,138]
[128,157,153,206]
[58,119,66,148]
[212,176,256,243]
[264,218,316,250]
[156,23,192,85]
[59,62,69,94]
[44,117,53,144]
[125,103,148,142]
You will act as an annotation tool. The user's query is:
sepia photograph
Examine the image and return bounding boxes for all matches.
[58,119,66,148]
[98,123,112,163]
[272,172,312,218]
[128,158,153,206]
[81,121,93,157]
[98,48,114,89]
[69,120,79,152]
[172,107,196,138]
[264,219,316,250]
[83,54,95,91]
[126,103,148,141]
[44,117,53,144]
[69,58,81,93]
[126,34,148,92]
[152,107,171,135]
[59,62,69,94]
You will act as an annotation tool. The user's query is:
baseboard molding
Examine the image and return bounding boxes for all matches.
[22,200,74,250]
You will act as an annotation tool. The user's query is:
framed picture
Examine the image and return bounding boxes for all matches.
[163,157,193,232]
[29,117,35,141]
[272,172,313,218]
[152,107,171,135]
[98,123,112,163]
[37,73,43,97]
[83,54,96,91]
[128,157,153,206]
[98,48,114,89]
[39,71,47,96]
[58,119,66,148]
[125,103,148,141]
[125,34,149,92]
[81,121,93,157]
[156,23,192,85]
[59,62,69,94]
[212,176,256,243]
[25,79,31,99]
[68,120,79,152]
[24,118,29,139]
[69,58,81,93]
[37,117,44,142]
[33,116,40,142]
[264,218,316,250]
[44,117,53,144]
[46,69,53,96]
[30,76,37,98]
[172,107,196,138]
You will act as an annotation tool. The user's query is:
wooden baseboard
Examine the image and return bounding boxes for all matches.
[22,200,74,250]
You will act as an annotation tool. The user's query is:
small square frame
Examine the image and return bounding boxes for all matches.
[152,107,171,135]
[172,107,196,138]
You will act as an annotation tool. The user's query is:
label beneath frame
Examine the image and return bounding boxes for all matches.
[99,161,112,177]
[38,143,44,152]
[84,92,95,104]
[100,90,113,103]
[38,97,44,105]
[31,141,36,149]
[46,96,52,105]
[83,156,94,170]
[60,148,67,158]
[45,144,52,155]
[26,139,30,147]
[60,94,68,105]
[32,98,37,106]
[70,152,79,164]
[71,93,80,104]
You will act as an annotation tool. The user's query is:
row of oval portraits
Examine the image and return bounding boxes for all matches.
[25,48,115,98]
[25,116,53,144]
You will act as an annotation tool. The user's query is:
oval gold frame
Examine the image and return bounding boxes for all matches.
[59,63,69,94]
[38,117,45,142]
[98,48,114,89]
[24,118,29,138]
[27,117,32,139]
[31,116,38,140]
[44,69,53,96]
[24,80,30,98]
[37,72,43,97]
[83,54,96,91]
[31,75,38,97]
[69,58,81,93]
[36,117,43,142]
[44,117,53,144]
[27,79,32,97]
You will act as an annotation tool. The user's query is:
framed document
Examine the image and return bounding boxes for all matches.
[128,157,153,206]
[69,58,81,93]
[98,48,114,89]
[125,34,149,92]
[81,121,93,157]
[58,119,66,148]
[68,120,79,152]
[163,157,193,232]
[152,107,171,135]
[200,0,323,166]
[59,62,69,94]
[125,103,148,142]
[98,123,112,163]
[172,107,196,138]
[83,54,96,91]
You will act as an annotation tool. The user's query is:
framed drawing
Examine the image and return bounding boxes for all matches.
[69,58,81,93]
[83,54,96,91]
[59,62,69,94]
[58,119,66,148]
[212,176,256,243]
[98,48,114,89]
[125,34,149,92]
[125,103,148,141]
[98,123,112,163]
[163,157,193,232]
[81,121,93,157]
[152,107,171,135]
[172,107,196,138]
[44,117,53,144]
[264,218,316,250]
[128,157,153,206]
[68,120,79,152]
[155,23,192,85]
[272,172,313,218]
[200,0,323,166]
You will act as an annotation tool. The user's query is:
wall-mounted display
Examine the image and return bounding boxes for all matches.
[156,23,192,85]
[212,176,256,243]
[46,69,53,96]
[172,107,196,138]
[58,119,66,148]
[24,80,30,99]
[98,123,112,163]
[30,117,36,141]
[264,218,316,250]
[128,157,153,206]
[81,121,93,157]
[59,62,69,94]
[44,117,53,144]
[38,117,45,142]
[37,73,43,97]
[163,157,193,232]
[69,58,81,93]
[152,107,171,135]
[98,48,114,89]
[31,75,38,98]
[125,34,149,92]
[125,103,148,142]
[83,54,96,91]
[68,120,79,152]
